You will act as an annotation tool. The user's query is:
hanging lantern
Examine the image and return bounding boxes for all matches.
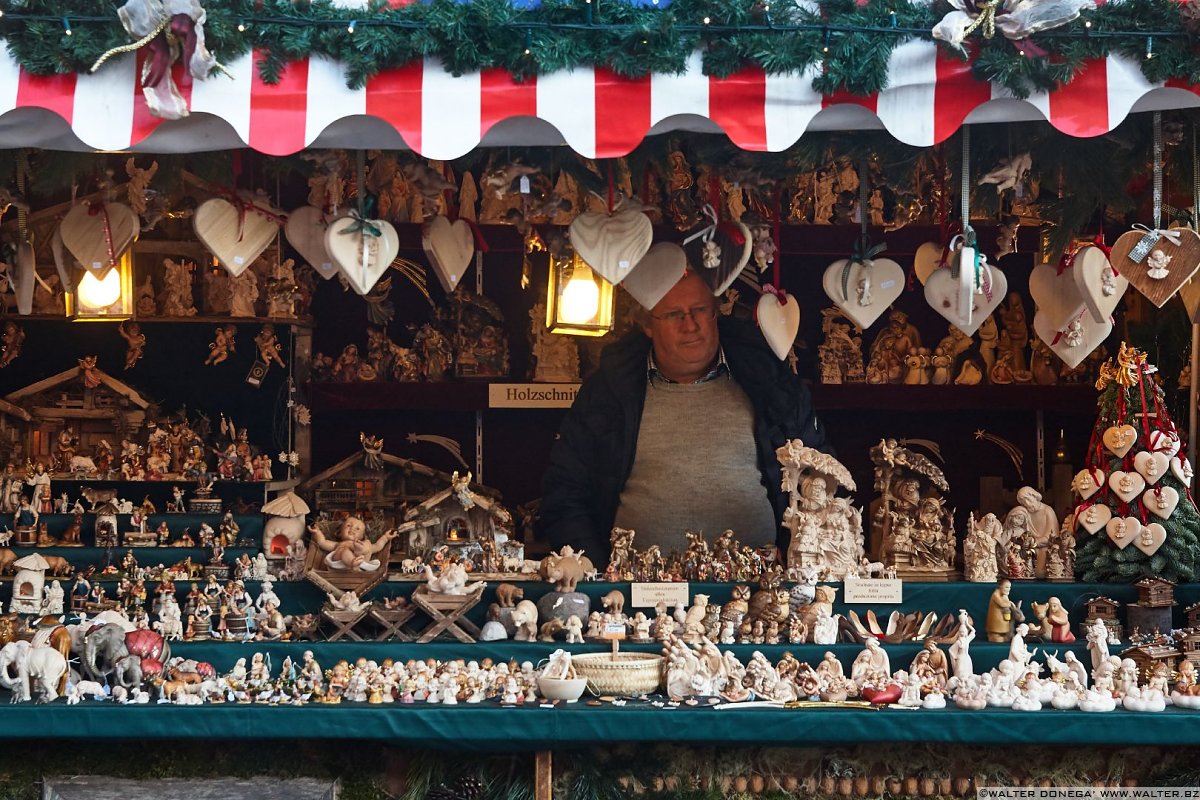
[546,251,614,336]
[65,252,134,321]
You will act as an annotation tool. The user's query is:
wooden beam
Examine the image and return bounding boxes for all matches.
[535,751,552,800]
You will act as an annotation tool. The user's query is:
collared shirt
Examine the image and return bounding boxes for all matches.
[646,347,729,385]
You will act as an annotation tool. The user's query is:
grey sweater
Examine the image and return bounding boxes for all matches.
[613,376,778,552]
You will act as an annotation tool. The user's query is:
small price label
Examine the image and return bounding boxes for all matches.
[602,622,626,640]
[631,582,690,609]
[233,256,245,265]
[519,176,531,194]
[844,577,902,604]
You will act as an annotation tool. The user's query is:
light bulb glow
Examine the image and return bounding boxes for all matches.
[77,269,122,310]
[559,270,601,324]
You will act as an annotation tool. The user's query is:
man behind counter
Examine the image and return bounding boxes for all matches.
[538,271,825,564]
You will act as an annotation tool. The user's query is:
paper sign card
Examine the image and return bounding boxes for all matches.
[631,582,690,609]
[844,578,903,604]
[602,622,627,640]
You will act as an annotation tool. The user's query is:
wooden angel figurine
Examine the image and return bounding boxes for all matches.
[0,321,24,368]
[124,157,159,217]
[255,324,286,369]
[229,270,258,318]
[118,321,146,370]
[205,325,236,366]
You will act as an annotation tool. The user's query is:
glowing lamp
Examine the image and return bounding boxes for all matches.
[546,252,614,336]
[66,253,133,321]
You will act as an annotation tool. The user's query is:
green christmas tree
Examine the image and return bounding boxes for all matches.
[1074,343,1200,583]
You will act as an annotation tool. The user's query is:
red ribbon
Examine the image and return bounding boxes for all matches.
[462,218,490,254]
[213,186,288,241]
[717,222,747,247]
[87,201,117,268]
[761,283,788,307]
[607,161,615,214]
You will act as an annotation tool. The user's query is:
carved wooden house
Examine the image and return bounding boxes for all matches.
[1185,601,1200,631]
[1134,577,1177,609]
[1119,643,1180,681]
[1178,629,1200,668]
[0,398,30,466]
[1082,596,1122,641]
[4,364,149,468]
[396,474,512,565]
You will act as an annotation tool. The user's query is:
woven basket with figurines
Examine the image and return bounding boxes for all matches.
[572,652,664,695]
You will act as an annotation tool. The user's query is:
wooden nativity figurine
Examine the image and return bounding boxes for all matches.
[777,439,864,580]
[869,438,957,579]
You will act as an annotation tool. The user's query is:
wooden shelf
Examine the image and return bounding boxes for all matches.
[810,383,1099,413]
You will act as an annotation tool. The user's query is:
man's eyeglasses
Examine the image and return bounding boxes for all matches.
[650,305,718,326]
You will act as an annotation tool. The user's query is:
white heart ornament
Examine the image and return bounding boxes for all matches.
[325,216,400,296]
[1148,429,1181,458]
[821,257,905,329]
[422,216,475,293]
[194,197,281,277]
[1072,245,1128,324]
[1143,486,1180,520]
[624,243,687,310]
[913,242,943,286]
[1134,451,1170,486]
[1073,469,1104,500]
[1105,517,1140,549]
[1172,456,1194,485]
[1102,425,1138,458]
[1032,308,1112,369]
[59,201,139,271]
[924,260,1007,335]
[1135,522,1168,556]
[1076,503,1112,535]
[568,210,652,285]
[756,291,800,361]
[682,220,754,296]
[1108,470,1146,503]
[1029,261,1087,331]
[285,205,343,280]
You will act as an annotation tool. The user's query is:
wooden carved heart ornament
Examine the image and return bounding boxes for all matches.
[1109,226,1200,308]
[1071,244,1127,324]
[756,290,800,361]
[195,196,282,278]
[422,216,476,293]
[325,215,400,296]
[624,243,687,310]
[821,256,905,329]
[60,201,139,272]
[568,210,652,285]
[285,205,344,280]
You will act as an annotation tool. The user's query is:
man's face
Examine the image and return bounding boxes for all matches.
[644,273,719,384]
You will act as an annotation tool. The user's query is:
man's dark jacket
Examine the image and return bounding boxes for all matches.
[537,315,825,564]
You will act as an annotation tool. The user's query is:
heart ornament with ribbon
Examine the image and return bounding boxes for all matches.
[1108,470,1146,504]
[1071,243,1127,323]
[924,240,1007,335]
[325,214,400,296]
[1135,522,1168,556]
[285,205,345,281]
[1072,468,1104,500]
[60,201,139,272]
[1109,225,1200,308]
[821,242,905,329]
[568,209,653,286]
[1144,486,1180,521]
[913,241,944,286]
[1029,261,1087,332]
[1031,307,1112,369]
[1075,502,1111,535]
[1134,451,1170,486]
[1105,516,1140,549]
[681,206,753,296]
[756,289,801,361]
[195,196,282,278]
[624,243,688,310]
[422,216,476,293]
[1102,424,1138,458]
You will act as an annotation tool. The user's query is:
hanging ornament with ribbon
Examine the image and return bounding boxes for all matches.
[925,127,1008,336]
[821,160,904,329]
[680,177,752,296]
[932,0,1092,57]
[753,192,798,362]
[91,0,226,121]
[325,151,399,296]
[1112,112,1200,308]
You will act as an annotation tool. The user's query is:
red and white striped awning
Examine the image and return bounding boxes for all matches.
[3,38,1200,157]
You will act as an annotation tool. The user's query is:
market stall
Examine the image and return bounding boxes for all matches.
[8,0,1200,798]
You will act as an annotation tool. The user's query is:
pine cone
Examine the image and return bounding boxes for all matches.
[1183,0,1200,36]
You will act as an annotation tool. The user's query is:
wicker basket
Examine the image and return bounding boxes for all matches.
[572,652,663,695]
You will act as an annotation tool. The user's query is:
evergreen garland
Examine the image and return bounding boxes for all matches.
[1,0,1199,97]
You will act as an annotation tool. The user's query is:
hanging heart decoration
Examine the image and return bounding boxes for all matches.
[1171,456,1194,485]
[1108,225,1200,308]
[913,241,943,286]
[756,289,801,361]
[821,243,905,329]
[1071,243,1127,324]
[624,243,687,310]
[1108,470,1147,504]
[285,205,344,281]
[1072,468,1104,500]
[568,209,653,286]
[1075,503,1111,535]
[1105,517,1140,549]
[1102,425,1138,458]
[1143,486,1180,520]
[1135,522,1168,556]
[1148,429,1181,458]
[1133,451,1170,486]
[194,196,283,278]
[422,215,476,293]
[1031,307,1112,369]
[1028,261,1087,332]
[924,244,1007,335]
[680,205,753,296]
[59,201,139,272]
[325,213,400,296]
